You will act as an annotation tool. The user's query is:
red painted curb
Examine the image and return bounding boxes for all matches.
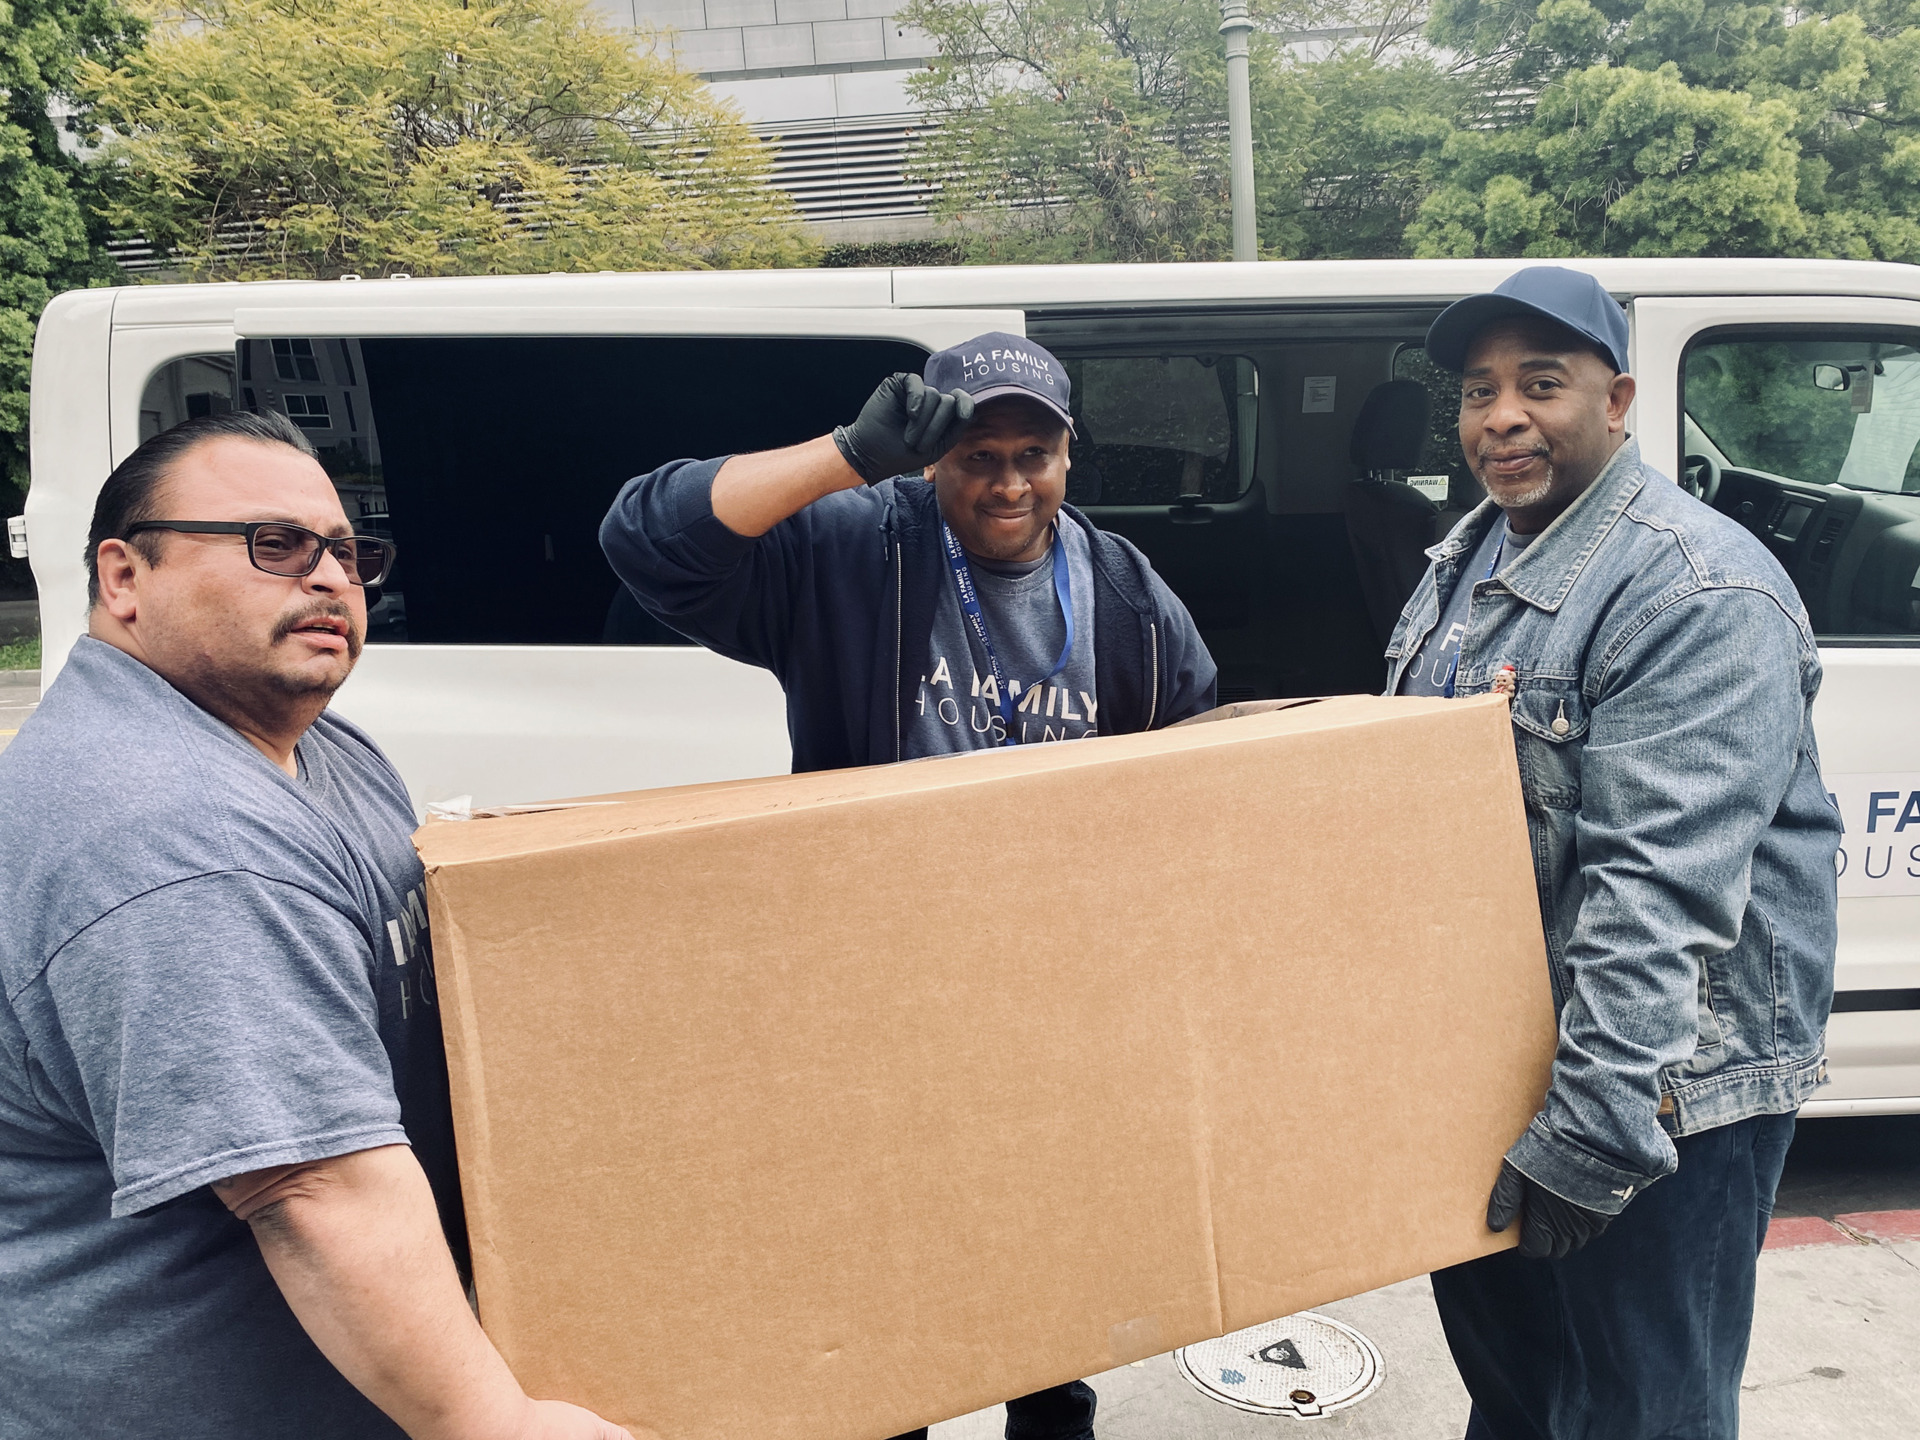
[1763,1216,1855,1251]
[1835,1209,1920,1244]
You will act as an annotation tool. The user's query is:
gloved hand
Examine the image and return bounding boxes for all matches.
[833,373,976,483]
[1487,1160,1614,1259]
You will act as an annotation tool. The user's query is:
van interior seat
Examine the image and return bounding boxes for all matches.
[1343,379,1439,649]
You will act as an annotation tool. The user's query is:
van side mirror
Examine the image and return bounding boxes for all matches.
[1813,364,1850,392]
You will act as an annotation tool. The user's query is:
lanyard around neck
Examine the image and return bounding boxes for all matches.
[1442,524,1509,700]
[940,520,1075,745]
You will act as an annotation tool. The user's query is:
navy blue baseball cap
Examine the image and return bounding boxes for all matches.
[923,332,1075,432]
[1425,266,1630,374]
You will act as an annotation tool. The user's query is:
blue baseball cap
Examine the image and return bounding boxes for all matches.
[923,332,1075,432]
[1425,266,1630,375]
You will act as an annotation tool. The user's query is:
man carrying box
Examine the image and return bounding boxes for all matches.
[0,412,629,1440]
[1391,267,1841,1438]
[600,333,1217,1439]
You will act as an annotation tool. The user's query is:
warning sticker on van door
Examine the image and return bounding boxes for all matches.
[1828,774,1920,898]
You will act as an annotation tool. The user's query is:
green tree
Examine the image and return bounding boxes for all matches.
[898,0,1463,260]
[79,0,816,280]
[1281,46,1463,258]
[0,0,142,501]
[897,0,1318,262]
[1409,59,1804,256]
[1414,0,1920,261]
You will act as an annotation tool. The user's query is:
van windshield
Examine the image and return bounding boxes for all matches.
[1685,335,1920,495]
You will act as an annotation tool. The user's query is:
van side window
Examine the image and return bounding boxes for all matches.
[1390,345,1477,509]
[148,337,928,645]
[1060,354,1258,506]
[138,354,237,442]
[1684,331,1920,641]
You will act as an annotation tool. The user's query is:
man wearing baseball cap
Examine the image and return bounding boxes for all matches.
[599,334,1216,1440]
[1391,267,1839,1438]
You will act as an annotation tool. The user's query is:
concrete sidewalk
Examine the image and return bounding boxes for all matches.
[0,669,36,757]
[929,1218,1920,1440]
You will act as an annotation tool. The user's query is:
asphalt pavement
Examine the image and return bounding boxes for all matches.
[0,674,1914,1434]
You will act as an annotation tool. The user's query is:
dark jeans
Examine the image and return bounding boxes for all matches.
[1432,1111,1796,1440]
[886,1380,1096,1440]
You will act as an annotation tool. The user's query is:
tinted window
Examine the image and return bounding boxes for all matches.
[202,336,926,644]
[1391,345,1481,509]
[139,353,237,441]
[1060,354,1257,505]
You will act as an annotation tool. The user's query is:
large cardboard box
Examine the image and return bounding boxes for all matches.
[417,693,1555,1439]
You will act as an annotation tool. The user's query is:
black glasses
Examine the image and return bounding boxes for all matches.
[122,521,398,587]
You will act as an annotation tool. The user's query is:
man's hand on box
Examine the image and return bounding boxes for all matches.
[833,373,976,484]
[517,1398,636,1440]
[1487,1161,1614,1260]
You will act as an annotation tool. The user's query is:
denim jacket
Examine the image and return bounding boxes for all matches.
[1385,441,1840,1214]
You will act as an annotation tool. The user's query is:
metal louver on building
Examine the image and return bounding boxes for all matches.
[754,112,937,223]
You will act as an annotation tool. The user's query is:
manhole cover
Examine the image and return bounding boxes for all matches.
[1174,1311,1384,1418]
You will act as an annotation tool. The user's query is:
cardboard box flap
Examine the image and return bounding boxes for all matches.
[415,693,1476,870]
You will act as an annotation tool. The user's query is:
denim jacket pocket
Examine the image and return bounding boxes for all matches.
[1509,683,1589,812]
[1695,962,1727,1050]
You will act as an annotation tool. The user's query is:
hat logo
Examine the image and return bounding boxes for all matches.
[963,346,1058,386]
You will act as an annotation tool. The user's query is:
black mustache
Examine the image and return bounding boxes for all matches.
[272,601,361,651]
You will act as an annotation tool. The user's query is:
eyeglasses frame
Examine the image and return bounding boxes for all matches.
[121,520,398,588]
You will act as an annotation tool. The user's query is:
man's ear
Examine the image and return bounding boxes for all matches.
[93,539,145,624]
[1607,371,1637,431]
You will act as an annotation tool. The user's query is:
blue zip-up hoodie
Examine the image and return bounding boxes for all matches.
[600,458,1218,772]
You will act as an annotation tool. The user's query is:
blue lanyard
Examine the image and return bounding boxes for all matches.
[940,520,1075,745]
[1441,526,1508,699]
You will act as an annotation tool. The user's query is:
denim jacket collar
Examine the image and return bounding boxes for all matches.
[1430,438,1650,614]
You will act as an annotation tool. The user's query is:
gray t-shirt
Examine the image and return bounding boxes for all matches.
[909,520,1100,753]
[1399,518,1536,696]
[0,639,458,1440]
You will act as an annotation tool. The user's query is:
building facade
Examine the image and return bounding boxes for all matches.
[604,0,940,236]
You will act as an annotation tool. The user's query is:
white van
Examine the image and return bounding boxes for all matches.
[23,258,1920,1115]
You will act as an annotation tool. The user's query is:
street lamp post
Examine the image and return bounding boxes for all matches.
[1219,0,1257,262]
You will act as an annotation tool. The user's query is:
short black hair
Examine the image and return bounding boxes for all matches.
[86,410,316,605]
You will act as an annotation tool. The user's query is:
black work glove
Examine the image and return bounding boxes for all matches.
[832,373,976,483]
[1487,1160,1614,1260]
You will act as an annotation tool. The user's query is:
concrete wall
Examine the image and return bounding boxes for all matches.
[601,0,938,89]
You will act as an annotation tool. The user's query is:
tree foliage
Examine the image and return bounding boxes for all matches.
[1409,59,1804,256]
[897,0,1466,260]
[79,0,816,280]
[1415,0,1920,259]
[903,0,1920,264]
[1277,45,1462,258]
[897,0,1301,261]
[0,0,141,498]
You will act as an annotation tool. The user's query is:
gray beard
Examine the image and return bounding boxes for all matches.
[1487,461,1556,512]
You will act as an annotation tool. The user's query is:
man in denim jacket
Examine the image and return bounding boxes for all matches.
[1387,267,1841,1439]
